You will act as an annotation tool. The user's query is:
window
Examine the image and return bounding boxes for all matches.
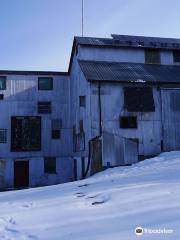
[11,116,41,151]
[0,94,4,100]
[44,157,56,174]
[38,77,53,90]
[0,76,6,90]
[0,129,7,143]
[79,96,86,107]
[81,157,85,177]
[38,102,51,114]
[51,119,62,139]
[79,120,84,132]
[120,117,137,128]
[173,50,180,63]
[145,49,160,64]
[124,87,155,112]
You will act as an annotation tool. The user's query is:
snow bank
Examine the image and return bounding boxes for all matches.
[0,151,180,240]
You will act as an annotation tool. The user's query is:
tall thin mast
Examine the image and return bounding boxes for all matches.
[82,0,84,37]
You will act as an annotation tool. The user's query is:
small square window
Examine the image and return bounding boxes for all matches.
[0,129,7,143]
[52,130,61,139]
[38,77,53,90]
[173,50,180,63]
[0,77,6,90]
[44,157,56,174]
[79,96,86,107]
[0,94,4,100]
[38,102,51,114]
[120,117,137,128]
[145,49,160,64]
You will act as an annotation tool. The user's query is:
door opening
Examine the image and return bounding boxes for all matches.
[14,160,29,188]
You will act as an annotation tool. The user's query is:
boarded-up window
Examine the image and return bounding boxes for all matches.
[44,157,56,174]
[38,77,53,90]
[173,50,180,63]
[0,129,7,143]
[0,76,6,90]
[38,102,51,114]
[79,96,86,107]
[51,119,62,139]
[11,116,41,151]
[145,49,160,64]
[120,116,137,128]
[124,87,155,112]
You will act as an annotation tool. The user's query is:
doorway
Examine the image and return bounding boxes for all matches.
[14,160,29,188]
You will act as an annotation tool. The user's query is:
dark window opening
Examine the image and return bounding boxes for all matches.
[51,119,62,139]
[124,87,155,112]
[38,102,51,114]
[79,120,84,132]
[0,76,6,90]
[0,129,7,143]
[120,116,137,128]
[11,116,41,152]
[173,50,180,63]
[52,130,61,139]
[145,49,160,64]
[79,96,86,107]
[0,94,4,100]
[44,157,56,174]
[81,157,85,177]
[38,77,53,90]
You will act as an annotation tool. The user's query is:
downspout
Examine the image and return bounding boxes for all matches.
[82,82,102,179]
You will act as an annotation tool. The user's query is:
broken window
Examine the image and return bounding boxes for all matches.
[124,87,155,112]
[51,119,62,139]
[0,129,7,143]
[120,116,137,128]
[38,77,53,90]
[44,157,56,174]
[11,116,41,151]
[145,49,160,64]
[38,102,51,114]
[0,76,6,90]
[79,96,86,107]
[173,50,180,63]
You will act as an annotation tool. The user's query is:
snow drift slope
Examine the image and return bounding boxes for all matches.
[0,152,180,240]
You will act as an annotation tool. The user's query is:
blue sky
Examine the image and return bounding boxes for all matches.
[0,0,180,71]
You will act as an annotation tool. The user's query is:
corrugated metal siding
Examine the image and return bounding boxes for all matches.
[79,60,180,83]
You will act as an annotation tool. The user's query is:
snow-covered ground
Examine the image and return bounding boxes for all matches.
[0,152,180,240]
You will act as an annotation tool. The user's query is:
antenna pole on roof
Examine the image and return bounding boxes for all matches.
[82,0,84,37]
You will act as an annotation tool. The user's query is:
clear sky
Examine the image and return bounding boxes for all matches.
[0,0,180,72]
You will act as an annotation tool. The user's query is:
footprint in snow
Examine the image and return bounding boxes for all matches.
[78,183,90,188]
[75,192,86,198]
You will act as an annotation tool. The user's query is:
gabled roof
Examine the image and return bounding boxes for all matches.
[78,60,180,83]
[75,34,180,50]
[0,70,68,76]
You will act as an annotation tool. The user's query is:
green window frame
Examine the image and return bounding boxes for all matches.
[38,77,53,90]
[0,76,6,90]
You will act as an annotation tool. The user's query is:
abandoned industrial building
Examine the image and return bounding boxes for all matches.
[1,34,180,190]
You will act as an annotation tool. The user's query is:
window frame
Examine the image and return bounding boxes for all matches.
[79,96,86,107]
[145,49,161,64]
[0,76,6,90]
[120,116,138,129]
[173,50,180,63]
[44,157,56,174]
[0,129,7,143]
[38,77,53,91]
[38,101,52,114]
